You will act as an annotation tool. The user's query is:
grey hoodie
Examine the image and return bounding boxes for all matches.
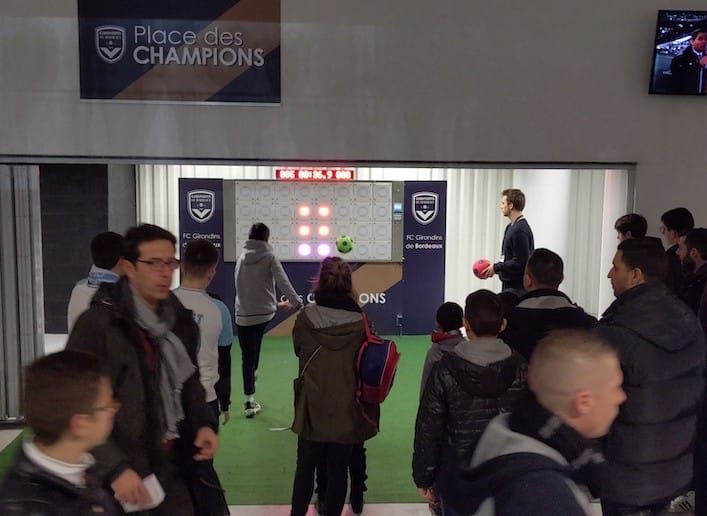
[234,239,302,326]
[453,337,511,367]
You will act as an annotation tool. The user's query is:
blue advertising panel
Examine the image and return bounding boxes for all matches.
[268,262,404,336]
[178,178,235,321]
[402,182,447,334]
[78,0,281,103]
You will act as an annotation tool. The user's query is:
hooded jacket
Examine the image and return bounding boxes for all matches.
[234,239,302,326]
[291,304,378,443]
[419,330,466,398]
[502,289,597,361]
[452,414,593,516]
[595,281,706,506]
[412,338,525,492]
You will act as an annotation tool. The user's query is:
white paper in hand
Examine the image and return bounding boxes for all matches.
[117,474,166,513]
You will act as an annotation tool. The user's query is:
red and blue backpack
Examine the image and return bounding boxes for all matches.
[356,315,401,404]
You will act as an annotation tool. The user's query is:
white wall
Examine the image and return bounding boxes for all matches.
[0,0,704,232]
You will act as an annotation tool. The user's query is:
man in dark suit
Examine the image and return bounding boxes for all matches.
[671,28,707,94]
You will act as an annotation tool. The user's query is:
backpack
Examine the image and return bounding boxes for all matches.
[356,315,400,404]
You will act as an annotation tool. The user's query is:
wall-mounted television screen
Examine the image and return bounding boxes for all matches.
[650,10,707,95]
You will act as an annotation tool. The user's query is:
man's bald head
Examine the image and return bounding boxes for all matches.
[529,329,625,438]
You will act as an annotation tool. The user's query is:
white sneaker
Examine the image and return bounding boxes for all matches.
[668,491,695,513]
[244,400,261,418]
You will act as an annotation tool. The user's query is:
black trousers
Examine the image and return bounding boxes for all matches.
[694,403,706,516]
[315,443,367,498]
[236,322,268,396]
[134,450,195,516]
[207,399,220,433]
[147,474,194,516]
[290,438,353,516]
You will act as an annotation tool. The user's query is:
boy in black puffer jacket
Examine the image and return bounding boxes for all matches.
[419,301,466,399]
[412,289,525,516]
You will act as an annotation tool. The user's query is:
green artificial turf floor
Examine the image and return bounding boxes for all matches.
[0,335,430,505]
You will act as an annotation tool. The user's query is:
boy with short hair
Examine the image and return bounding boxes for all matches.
[419,301,465,398]
[67,231,125,332]
[0,350,119,515]
[173,240,234,424]
[413,290,525,516]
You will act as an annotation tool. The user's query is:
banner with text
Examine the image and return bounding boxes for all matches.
[402,182,447,334]
[178,178,236,324]
[78,0,281,103]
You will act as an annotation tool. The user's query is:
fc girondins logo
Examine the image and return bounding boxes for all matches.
[412,192,439,225]
[95,25,125,64]
[188,190,215,223]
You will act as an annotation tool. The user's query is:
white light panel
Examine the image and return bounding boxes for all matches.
[234,181,392,261]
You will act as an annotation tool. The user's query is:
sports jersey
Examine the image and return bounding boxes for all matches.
[66,266,120,332]
[173,287,233,403]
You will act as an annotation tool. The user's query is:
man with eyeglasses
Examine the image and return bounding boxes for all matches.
[67,223,219,516]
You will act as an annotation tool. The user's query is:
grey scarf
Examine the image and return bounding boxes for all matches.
[131,287,195,440]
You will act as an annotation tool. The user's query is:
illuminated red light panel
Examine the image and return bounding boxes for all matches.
[275,168,355,181]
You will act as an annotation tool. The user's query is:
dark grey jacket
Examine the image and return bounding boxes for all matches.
[412,339,525,492]
[595,282,706,506]
[66,279,216,484]
[0,448,118,516]
[679,263,707,315]
[419,331,465,398]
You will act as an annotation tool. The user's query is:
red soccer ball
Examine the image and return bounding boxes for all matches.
[472,258,491,279]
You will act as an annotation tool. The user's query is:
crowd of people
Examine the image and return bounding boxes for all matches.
[1,190,707,516]
[412,201,707,515]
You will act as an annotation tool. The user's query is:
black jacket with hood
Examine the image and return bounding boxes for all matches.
[502,288,597,361]
[595,281,706,507]
[412,338,525,493]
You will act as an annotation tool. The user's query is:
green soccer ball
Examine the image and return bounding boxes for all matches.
[335,235,354,254]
